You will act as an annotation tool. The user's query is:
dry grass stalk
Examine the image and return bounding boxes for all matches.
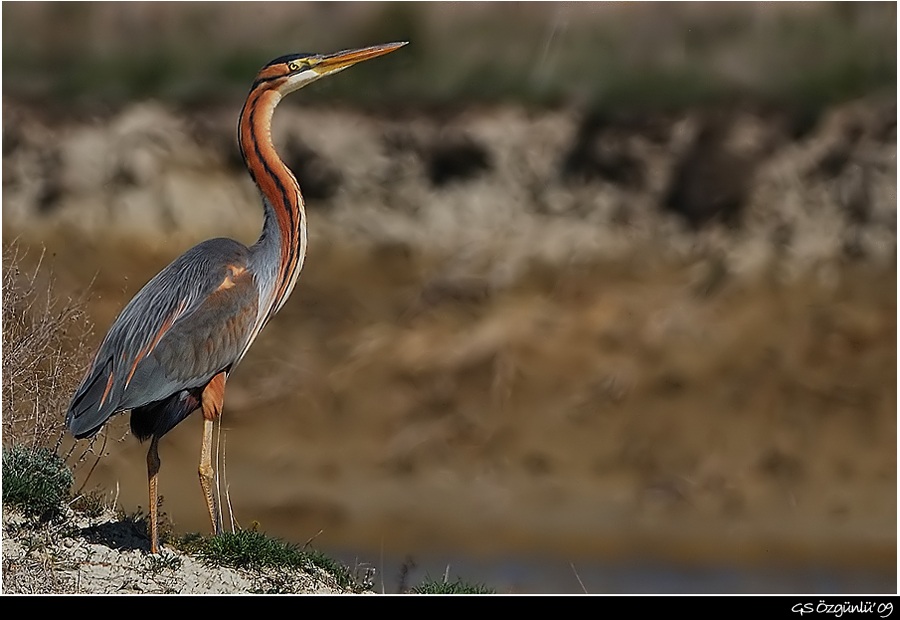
[2,242,94,454]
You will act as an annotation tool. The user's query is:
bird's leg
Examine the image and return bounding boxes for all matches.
[146,435,161,554]
[199,418,221,535]
[200,372,227,536]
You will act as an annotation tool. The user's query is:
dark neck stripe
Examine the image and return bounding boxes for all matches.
[240,87,305,313]
[249,74,286,92]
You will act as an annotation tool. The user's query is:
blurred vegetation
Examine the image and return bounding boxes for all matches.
[2,2,895,113]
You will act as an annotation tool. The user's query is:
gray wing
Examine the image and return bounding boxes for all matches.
[66,238,260,439]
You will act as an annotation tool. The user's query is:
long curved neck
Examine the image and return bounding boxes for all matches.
[238,87,308,319]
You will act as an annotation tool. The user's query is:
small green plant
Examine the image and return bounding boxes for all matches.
[190,530,307,570]
[181,530,366,592]
[2,444,73,520]
[147,552,183,574]
[412,576,496,595]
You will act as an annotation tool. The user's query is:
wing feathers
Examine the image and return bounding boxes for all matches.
[65,238,259,439]
[66,358,116,439]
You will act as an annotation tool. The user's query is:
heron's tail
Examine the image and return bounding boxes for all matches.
[66,358,119,439]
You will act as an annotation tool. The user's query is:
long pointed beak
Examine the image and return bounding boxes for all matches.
[311,41,407,76]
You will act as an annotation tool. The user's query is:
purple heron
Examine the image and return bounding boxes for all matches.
[65,42,407,554]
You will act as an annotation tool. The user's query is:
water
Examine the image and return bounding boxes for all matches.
[336,552,896,594]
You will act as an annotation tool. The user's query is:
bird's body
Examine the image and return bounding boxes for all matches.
[69,238,255,441]
[66,42,406,553]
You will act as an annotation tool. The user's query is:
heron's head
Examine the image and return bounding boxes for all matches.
[254,42,407,96]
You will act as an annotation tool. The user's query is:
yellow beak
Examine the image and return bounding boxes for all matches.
[311,41,407,76]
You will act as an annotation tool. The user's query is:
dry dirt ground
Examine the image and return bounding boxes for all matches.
[1,506,360,594]
[2,97,896,593]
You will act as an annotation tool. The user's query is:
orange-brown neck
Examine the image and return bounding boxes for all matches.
[238,86,307,321]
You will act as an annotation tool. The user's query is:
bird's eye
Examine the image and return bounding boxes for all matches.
[288,61,301,72]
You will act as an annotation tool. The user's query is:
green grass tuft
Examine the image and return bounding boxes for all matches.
[179,530,366,591]
[412,576,496,595]
[2,444,73,520]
